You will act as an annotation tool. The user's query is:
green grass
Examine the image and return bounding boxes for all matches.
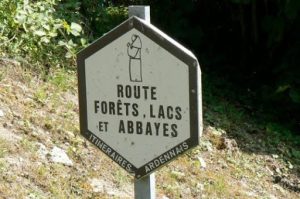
[0,138,8,158]
[34,87,48,105]
[113,170,130,188]
[47,69,76,92]
[20,138,38,154]
[0,159,7,172]
[205,175,229,196]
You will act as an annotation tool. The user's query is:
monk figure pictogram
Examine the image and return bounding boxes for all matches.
[127,34,142,82]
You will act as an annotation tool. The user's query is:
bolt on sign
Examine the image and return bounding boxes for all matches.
[77,17,202,179]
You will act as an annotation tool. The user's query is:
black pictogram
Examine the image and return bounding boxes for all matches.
[127,34,142,82]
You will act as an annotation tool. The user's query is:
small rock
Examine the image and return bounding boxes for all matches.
[217,137,238,151]
[200,140,213,151]
[272,154,279,159]
[245,191,257,197]
[0,109,4,117]
[0,127,21,142]
[268,194,278,199]
[66,131,75,138]
[287,161,293,169]
[171,171,185,178]
[275,167,281,174]
[266,166,274,175]
[198,156,207,169]
[88,178,129,197]
[207,126,226,136]
[182,187,191,195]
[273,184,286,194]
[37,143,48,159]
[89,178,105,193]
[50,146,73,166]
[196,183,204,191]
[26,193,40,199]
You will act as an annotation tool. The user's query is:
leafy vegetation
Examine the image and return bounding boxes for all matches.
[79,0,128,38]
[0,0,86,69]
[0,0,129,71]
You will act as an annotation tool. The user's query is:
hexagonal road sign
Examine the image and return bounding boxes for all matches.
[77,17,202,179]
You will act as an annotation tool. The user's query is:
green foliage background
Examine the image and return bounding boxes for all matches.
[0,0,299,131]
[0,0,82,68]
[144,0,300,131]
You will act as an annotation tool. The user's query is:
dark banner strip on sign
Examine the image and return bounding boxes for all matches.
[135,139,196,179]
[83,130,137,174]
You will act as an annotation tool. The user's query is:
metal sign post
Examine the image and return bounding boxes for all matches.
[134,172,155,199]
[129,6,155,199]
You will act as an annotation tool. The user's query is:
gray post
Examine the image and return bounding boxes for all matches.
[129,6,151,23]
[129,6,155,199]
[134,173,156,199]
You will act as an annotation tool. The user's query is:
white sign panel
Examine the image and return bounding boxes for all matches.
[77,17,201,179]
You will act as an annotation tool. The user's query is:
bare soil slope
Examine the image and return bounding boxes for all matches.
[0,62,299,198]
